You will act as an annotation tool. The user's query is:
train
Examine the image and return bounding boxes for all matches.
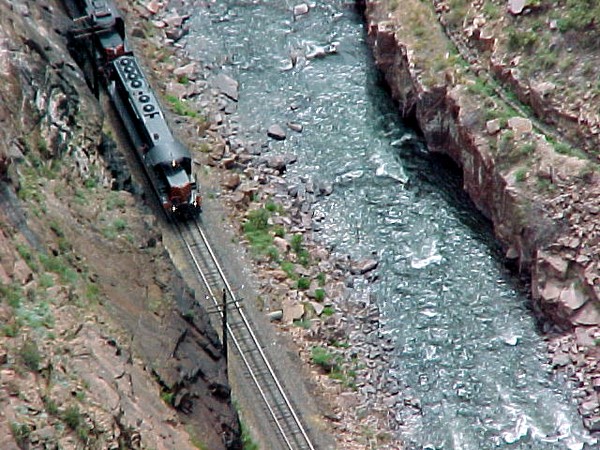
[64,0,201,217]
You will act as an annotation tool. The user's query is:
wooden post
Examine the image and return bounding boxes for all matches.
[222,288,228,364]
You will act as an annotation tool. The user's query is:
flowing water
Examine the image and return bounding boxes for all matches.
[187,1,595,448]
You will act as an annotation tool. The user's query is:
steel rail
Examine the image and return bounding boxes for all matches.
[175,218,316,450]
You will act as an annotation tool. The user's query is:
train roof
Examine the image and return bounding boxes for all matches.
[112,55,174,142]
[85,0,122,28]
[146,141,191,168]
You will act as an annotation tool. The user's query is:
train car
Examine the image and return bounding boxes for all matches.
[108,54,201,217]
[64,0,129,93]
[66,0,128,58]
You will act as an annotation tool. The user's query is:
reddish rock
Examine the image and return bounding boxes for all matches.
[573,302,600,326]
[558,283,587,314]
[221,173,241,190]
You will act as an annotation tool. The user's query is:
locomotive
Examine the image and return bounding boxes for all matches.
[64,0,201,217]
[109,55,201,216]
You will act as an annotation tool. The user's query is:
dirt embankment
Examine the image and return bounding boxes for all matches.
[0,1,240,449]
[362,0,600,433]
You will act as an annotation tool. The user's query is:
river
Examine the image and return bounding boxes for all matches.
[186,1,594,448]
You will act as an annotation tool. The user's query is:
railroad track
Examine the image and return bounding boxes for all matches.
[175,218,316,450]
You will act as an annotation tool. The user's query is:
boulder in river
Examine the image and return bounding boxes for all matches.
[267,124,287,140]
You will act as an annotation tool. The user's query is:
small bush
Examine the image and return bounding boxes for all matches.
[281,261,296,279]
[273,225,285,238]
[290,234,303,253]
[16,244,37,271]
[515,168,528,182]
[44,396,59,416]
[10,422,31,447]
[322,305,335,316]
[266,246,279,261]
[244,208,270,233]
[20,341,41,372]
[297,277,310,290]
[161,391,174,406]
[314,288,326,302]
[63,405,82,429]
[113,218,127,232]
[311,346,339,373]
[2,284,22,308]
[316,272,326,286]
[3,321,20,337]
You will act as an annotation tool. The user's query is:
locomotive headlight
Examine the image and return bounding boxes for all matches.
[171,159,176,168]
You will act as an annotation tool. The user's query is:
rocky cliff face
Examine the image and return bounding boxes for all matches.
[0,1,240,448]
[362,0,600,329]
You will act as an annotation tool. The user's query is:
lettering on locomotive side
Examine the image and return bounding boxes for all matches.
[114,56,165,123]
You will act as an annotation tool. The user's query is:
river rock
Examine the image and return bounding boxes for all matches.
[287,121,303,132]
[350,259,379,275]
[265,155,287,172]
[584,415,600,432]
[267,124,287,140]
[552,352,571,367]
[212,73,239,101]
[273,236,290,252]
[165,26,188,42]
[174,63,197,80]
[293,4,309,17]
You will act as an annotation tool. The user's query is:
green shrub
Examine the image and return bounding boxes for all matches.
[297,277,310,290]
[244,208,270,232]
[281,261,296,279]
[44,396,59,416]
[273,225,285,238]
[311,346,339,373]
[317,272,326,286]
[322,305,335,316]
[16,244,37,271]
[20,340,41,372]
[314,288,326,302]
[515,168,528,182]
[290,234,303,253]
[10,422,31,447]
[266,246,279,261]
[166,95,198,118]
[1,284,22,308]
[63,405,82,429]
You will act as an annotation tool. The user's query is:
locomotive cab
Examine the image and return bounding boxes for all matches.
[146,142,201,216]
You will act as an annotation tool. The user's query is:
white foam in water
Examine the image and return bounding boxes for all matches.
[410,240,443,269]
